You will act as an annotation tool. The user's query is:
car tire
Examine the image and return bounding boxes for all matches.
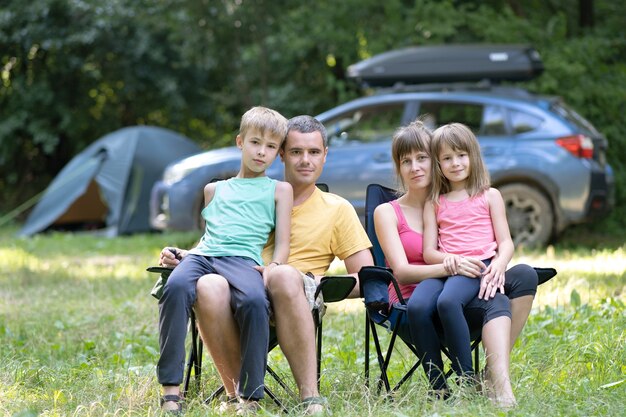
[499,183,554,248]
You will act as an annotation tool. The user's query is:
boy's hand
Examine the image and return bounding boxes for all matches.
[255,263,279,287]
[160,247,184,267]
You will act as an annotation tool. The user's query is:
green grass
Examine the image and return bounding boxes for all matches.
[1,226,624,416]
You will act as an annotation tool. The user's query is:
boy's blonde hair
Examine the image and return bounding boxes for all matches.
[429,123,490,201]
[391,120,433,191]
[239,106,289,144]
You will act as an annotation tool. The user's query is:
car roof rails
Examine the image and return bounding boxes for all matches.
[372,81,535,98]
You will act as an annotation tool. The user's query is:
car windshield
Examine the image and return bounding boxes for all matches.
[324,103,405,145]
[550,100,600,137]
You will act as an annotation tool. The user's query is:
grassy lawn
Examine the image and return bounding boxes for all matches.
[1,225,624,416]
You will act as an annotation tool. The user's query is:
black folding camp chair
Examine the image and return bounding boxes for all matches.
[360,183,557,395]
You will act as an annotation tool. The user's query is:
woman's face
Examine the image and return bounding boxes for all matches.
[399,150,431,190]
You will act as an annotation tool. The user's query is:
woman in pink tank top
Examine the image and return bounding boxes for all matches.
[374,121,519,407]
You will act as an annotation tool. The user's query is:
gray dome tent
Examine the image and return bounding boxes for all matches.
[19,126,201,236]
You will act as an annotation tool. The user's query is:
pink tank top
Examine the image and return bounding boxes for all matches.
[386,200,425,305]
[436,192,497,260]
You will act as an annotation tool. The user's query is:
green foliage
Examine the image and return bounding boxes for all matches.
[1,227,625,416]
[1,0,625,235]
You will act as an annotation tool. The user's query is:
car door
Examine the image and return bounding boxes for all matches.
[318,101,413,220]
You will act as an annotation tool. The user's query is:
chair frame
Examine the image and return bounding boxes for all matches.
[361,183,556,395]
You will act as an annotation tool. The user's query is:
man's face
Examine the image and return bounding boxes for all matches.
[280,130,328,187]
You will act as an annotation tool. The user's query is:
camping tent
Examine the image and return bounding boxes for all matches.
[19,126,202,236]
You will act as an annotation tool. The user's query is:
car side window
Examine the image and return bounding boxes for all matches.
[325,103,405,145]
[418,101,483,133]
[480,105,507,136]
[509,109,543,134]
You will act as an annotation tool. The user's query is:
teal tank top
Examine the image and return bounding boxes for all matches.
[189,177,277,265]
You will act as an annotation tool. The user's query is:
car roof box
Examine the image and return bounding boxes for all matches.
[346,44,544,88]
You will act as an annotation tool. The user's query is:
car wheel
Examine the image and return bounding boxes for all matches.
[499,183,553,248]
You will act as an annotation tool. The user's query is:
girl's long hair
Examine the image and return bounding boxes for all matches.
[429,123,490,202]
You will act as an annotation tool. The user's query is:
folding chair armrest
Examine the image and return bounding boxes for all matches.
[147,266,174,300]
[359,266,395,316]
[147,266,175,278]
[534,267,557,286]
[315,275,356,302]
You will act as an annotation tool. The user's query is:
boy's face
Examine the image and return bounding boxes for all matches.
[236,128,282,177]
[281,130,327,188]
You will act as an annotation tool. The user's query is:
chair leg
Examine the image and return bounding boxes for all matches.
[315,311,322,389]
[183,311,201,397]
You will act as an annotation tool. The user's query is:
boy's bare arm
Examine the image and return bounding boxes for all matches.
[270,181,293,265]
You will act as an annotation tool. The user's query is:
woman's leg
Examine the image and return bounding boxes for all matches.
[482,315,516,407]
[407,278,447,391]
[437,275,481,377]
[504,264,538,350]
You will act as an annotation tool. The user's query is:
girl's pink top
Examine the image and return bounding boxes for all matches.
[386,199,425,305]
[436,192,497,260]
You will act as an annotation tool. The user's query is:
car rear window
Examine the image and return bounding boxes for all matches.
[509,109,543,134]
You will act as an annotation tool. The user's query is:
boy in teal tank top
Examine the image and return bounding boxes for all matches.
[157,107,293,413]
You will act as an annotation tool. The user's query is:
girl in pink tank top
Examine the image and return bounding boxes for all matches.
[422,123,515,381]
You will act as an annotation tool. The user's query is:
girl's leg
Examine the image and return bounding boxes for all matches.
[407,278,447,391]
[437,275,481,377]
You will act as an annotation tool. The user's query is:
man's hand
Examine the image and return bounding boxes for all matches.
[160,247,185,268]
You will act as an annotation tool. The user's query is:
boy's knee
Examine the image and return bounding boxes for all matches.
[197,275,229,304]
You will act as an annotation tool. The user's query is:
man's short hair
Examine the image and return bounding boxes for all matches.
[240,106,289,143]
[286,115,328,148]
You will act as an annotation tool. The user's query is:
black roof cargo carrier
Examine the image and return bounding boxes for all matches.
[347,44,544,88]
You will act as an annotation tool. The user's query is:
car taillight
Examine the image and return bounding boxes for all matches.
[556,134,594,159]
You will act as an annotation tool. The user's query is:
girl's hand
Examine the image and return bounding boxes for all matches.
[458,256,486,278]
[479,262,506,299]
[443,254,461,275]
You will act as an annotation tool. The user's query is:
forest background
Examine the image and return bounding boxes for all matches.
[1,0,624,236]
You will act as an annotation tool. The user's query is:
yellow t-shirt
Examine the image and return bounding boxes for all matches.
[262,188,371,275]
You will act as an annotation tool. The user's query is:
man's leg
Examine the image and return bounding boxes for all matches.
[195,274,241,397]
[266,265,320,400]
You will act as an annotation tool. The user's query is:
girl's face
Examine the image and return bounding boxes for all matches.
[399,150,431,190]
[438,143,470,185]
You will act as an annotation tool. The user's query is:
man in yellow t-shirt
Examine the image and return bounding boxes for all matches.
[160,115,372,414]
